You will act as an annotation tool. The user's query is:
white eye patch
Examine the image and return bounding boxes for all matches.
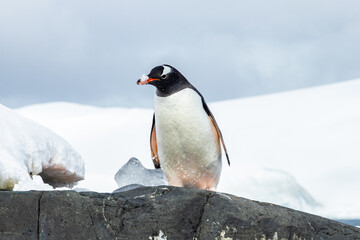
[139,74,149,83]
[162,65,172,76]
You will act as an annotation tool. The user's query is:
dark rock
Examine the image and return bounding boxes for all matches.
[0,186,359,240]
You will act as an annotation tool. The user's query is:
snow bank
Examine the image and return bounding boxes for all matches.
[219,165,320,211]
[0,104,84,190]
[212,79,360,219]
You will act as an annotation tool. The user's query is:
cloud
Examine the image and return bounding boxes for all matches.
[0,0,360,107]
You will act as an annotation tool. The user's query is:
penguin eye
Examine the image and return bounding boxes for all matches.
[161,74,167,79]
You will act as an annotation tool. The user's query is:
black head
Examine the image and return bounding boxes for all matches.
[137,64,191,96]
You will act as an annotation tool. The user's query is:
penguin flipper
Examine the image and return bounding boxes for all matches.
[202,99,230,166]
[150,113,161,168]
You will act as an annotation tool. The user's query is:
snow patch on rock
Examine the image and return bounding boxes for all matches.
[0,104,85,190]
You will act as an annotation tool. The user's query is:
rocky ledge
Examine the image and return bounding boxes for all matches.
[0,186,359,240]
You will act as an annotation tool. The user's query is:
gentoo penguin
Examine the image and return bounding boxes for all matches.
[137,64,230,190]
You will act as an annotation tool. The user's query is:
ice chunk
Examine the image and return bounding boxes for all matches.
[114,158,168,190]
[0,104,85,190]
[113,184,144,193]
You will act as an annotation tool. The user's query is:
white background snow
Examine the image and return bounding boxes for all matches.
[12,79,360,220]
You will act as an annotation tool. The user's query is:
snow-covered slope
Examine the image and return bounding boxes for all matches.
[212,79,360,219]
[0,104,85,190]
[16,79,360,219]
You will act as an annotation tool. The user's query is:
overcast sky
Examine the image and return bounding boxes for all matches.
[1,0,360,108]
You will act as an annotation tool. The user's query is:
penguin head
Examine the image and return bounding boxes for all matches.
[137,64,189,95]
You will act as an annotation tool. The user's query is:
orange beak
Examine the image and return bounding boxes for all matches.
[137,78,160,85]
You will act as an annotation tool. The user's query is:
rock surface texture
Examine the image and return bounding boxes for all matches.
[0,186,359,240]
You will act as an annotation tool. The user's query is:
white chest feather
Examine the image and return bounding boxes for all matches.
[154,88,221,188]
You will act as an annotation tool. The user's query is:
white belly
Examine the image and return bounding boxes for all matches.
[154,88,221,189]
